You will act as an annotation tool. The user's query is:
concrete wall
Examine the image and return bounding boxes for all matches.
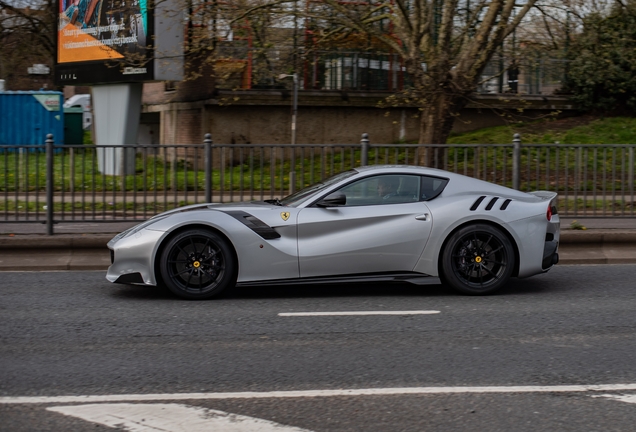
[206,105,421,144]
[142,90,576,145]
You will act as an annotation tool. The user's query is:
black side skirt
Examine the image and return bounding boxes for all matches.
[236,272,441,287]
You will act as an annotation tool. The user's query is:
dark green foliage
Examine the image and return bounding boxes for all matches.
[567,7,636,113]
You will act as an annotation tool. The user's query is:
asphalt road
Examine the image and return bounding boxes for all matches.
[2,265,636,431]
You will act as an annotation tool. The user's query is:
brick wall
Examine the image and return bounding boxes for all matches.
[174,109,202,144]
[63,86,91,100]
[142,82,168,105]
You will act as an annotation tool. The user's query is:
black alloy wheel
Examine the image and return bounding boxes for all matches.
[441,224,515,295]
[160,229,237,299]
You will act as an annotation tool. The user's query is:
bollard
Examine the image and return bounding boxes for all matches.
[512,133,521,190]
[204,133,212,203]
[45,134,54,235]
[360,133,369,166]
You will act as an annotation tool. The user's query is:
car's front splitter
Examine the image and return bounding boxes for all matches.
[106,228,166,286]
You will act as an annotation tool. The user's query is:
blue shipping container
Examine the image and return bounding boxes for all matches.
[0,91,65,148]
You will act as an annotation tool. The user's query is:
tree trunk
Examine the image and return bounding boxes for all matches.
[417,94,464,167]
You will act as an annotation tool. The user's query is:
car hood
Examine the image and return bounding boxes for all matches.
[151,201,280,219]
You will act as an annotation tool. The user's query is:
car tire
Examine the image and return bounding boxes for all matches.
[159,228,237,300]
[441,224,515,295]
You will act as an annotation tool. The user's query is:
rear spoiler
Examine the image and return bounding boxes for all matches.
[528,191,558,201]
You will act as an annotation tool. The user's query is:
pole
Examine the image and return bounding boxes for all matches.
[291,73,298,145]
[204,133,212,203]
[289,73,298,194]
[45,134,54,235]
[512,133,521,190]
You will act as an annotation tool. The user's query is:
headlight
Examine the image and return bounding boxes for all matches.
[123,215,169,238]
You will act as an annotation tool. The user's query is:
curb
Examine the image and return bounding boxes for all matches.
[559,230,636,244]
[0,235,112,250]
[0,235,113,271]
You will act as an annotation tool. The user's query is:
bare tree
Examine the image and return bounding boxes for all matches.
[184,0,297,87]
[0,0,55,89]
[305,0,545,149]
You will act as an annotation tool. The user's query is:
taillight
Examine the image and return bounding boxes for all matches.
[547,205,553,221]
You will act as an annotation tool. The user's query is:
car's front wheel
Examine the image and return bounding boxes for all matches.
[441,224,515,295]
[159,228,237,299]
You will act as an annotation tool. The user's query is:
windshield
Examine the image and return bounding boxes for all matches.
[279,170,358,207]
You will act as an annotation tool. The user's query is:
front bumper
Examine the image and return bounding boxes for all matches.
[106,228,166,286]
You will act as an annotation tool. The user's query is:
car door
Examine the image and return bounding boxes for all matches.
[296,174,433,278]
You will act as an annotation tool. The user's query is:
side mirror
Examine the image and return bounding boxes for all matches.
[316,192,346,207]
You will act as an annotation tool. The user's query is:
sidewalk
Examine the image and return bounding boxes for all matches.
[0,218,635,271]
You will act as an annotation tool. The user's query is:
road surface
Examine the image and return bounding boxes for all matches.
[2,265,636,431]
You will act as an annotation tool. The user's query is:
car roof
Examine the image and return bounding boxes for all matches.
[356,164,455,178]
[356,165,453,175]
[354,165,534,200]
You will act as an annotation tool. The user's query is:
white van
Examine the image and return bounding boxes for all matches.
[64,94,92,130]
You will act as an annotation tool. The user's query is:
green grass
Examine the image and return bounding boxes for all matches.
[0,146,395,194]
[0,200,193,213]
[443,116,636,194]
[448,116,636,145]
[2,116,635,196]
[557,197,636,214]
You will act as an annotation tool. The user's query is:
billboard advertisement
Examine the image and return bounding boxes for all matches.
[55,0,183,85]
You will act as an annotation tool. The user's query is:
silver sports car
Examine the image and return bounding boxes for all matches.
[107,165,560,299]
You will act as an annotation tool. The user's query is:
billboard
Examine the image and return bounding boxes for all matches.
[55,0,183,85]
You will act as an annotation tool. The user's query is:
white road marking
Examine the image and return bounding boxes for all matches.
[47,403,311,432]
[6,384,636,405]
[596,394,636,404]
[278,310,441,316]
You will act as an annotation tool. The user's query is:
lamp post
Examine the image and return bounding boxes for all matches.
[279,73,299,193]
[278,73,298,145]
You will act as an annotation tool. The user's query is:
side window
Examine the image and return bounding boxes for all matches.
[336,175,422,206]
[420,176,449,201]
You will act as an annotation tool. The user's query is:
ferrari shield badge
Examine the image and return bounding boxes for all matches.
[280,212,290,221]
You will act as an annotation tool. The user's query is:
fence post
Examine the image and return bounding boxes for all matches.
[360,133,369,166]
[204,133,212,203]
[629,147,634,198]
[289,149,296,195]
[512,133,521,190]
[45,134,54,235]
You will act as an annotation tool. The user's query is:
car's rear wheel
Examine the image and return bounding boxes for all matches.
[160,229,237,299]
[441,224,515,295]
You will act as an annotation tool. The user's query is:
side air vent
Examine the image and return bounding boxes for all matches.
[500,199,512,210]
[485,197,499,210]
[225,211,281,240]
[470,196,486,211]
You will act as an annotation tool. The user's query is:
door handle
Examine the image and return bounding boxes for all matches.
[415,213,429,221]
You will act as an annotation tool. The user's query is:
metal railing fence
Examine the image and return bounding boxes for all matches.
[2,133,636,234]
